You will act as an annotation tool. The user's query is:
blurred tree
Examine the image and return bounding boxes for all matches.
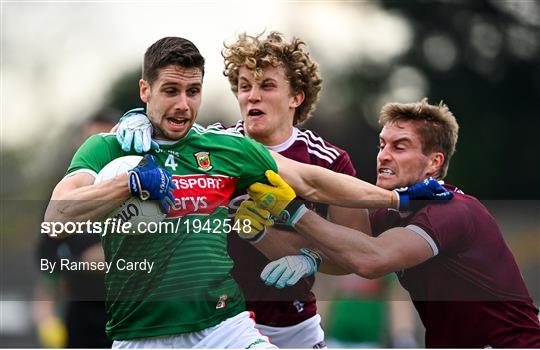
[308,0,540,199]
[103,67,144,112]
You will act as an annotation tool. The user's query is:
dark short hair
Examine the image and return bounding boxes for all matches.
[143,37,205,85]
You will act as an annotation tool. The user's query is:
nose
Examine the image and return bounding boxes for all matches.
[174,93,189,112]
[247,86,261,103]
[377,145,391,163]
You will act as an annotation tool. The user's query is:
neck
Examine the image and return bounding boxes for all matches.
[247,125,294,147]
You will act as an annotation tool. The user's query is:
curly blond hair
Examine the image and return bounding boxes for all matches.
[222,31,323,125]
[379,98,459,179]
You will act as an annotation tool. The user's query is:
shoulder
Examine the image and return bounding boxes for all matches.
[417,187,484,223]
[85,132,117,144]
[189,124,269,155]
[79,133,121,151]
[205,121,245,134]
[408,189,487,251]
[294,128,356,174]
[190,123,245,140]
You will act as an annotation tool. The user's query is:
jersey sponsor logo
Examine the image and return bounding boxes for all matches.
[193,151,213,171]
[167,174,238,218]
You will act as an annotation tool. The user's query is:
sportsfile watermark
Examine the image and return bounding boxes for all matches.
[40,218,254,237]
[1,199,538,302]
[41,218,172,237]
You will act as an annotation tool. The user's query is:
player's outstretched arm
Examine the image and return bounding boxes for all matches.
[294,211,434,279]
[271,151,398,209]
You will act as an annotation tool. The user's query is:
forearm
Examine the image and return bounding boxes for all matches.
[273,154,398,209]
[299,167,397,209]
[252,227,311,260]
[45,175,131,230]
[295,211,385,279]
[318,206,371,274]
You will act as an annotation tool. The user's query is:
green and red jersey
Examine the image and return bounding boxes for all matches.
[66,124,277,340]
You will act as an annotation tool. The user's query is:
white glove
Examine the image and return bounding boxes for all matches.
[116,108,159,153]
[260,248,322,289]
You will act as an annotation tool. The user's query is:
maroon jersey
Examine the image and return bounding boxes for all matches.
[219,121,356,327]
[370,185,540,347]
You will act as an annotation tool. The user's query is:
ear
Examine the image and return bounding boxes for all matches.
[290,91,305,109]
[427,152,445,178]
[140,79,150,103]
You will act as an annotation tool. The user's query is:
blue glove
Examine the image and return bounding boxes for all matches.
[116,108,159,153]
[260,248,322,289]
[128,155,176,214]
[394,177,453,211]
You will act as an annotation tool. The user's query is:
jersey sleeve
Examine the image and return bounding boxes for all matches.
[234,137,278,190]
[328,151,357,177]
[407,201,472,255]
[66,134,119,177]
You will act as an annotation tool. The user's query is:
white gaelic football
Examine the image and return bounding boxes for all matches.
[94,156,166,234]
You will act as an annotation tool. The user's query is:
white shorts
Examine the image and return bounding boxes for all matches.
[256,314,326,348]
[112,311,277,349]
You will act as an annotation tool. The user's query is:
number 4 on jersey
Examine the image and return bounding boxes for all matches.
[165,154,178,170]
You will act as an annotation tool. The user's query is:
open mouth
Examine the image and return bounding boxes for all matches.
[378,168,395,175]
[248,109,265,117]
[166,117,189,130]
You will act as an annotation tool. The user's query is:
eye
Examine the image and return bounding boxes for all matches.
[238,84,250,92]
[377,143,385,151]
[164,88,177,96]
[187,88,200,97]
[262,82,275,89]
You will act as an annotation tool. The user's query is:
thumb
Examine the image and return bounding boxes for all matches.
[265,170,287,189]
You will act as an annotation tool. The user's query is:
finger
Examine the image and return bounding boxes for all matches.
[134,129,144,153]
[150,140,160,150]
[286,269,304,286]
[244,201,271,220]
[275,268,294,289]
[236,212,264,231]
[116,130,124,147]
[121,131,134,152]
[159,198,170,214]
[247,182,271,199]
[141,127,152,152]
[264,263,287,286]
[260,261,279,281]
[166,190,176,205]
[145,154,156,165]
[437,191,453,200]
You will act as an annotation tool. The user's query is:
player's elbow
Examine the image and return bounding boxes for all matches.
[43,203,72,239]
[351,251,393,279]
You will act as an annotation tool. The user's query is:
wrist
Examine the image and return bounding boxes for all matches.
[128,170,149,200]
[245,227,267,244]
[300,247,322,274]
[391,190,400,210]
[279,200,309,226]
